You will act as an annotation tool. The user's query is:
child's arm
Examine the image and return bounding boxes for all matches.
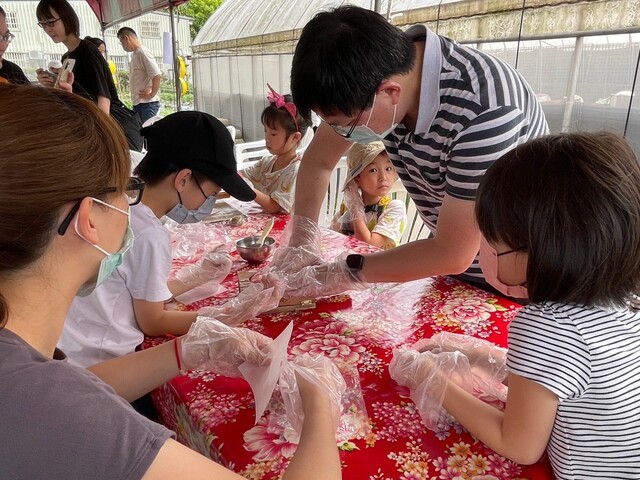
[351,217,392,248]
[133,299,198,336]
[253,189,284,213]
[443,372,558,465]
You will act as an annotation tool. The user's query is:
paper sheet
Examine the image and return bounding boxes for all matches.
[238,321,293,423]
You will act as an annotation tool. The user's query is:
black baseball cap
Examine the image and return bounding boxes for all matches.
[140,111,256,201]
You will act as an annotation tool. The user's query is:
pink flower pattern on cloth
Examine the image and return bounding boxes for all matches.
[143,213,554,480]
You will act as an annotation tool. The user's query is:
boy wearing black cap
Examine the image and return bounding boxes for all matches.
[60,112,255,376]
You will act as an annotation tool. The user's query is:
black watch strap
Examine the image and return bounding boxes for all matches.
[346,254,364,273]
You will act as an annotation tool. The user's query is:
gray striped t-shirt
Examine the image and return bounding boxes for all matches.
[508,302,640,479]
[384,25,549,284]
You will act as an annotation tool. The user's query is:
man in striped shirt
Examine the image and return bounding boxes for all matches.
[287,6,548,294]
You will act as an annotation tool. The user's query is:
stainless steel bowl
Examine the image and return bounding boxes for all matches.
[236,236,276,263]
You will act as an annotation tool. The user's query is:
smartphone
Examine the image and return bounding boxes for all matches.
[54,58,75,88]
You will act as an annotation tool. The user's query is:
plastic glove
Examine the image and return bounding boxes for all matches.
[269,216,323,275]
[413,332,507,383]
[389,347,472,431]
[197,272,285,326]
[340,182,365,222]
[173,248,232,292]
[279,354,347,437]
[283,253,368,300]
[180,317,272,377]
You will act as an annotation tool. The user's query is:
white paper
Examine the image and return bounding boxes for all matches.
[238,321,293,423]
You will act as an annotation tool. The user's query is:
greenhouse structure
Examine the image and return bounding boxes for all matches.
[191,0,640,149]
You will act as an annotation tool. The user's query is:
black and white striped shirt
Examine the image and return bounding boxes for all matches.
[384,25,548,283]
[508,302,640,479]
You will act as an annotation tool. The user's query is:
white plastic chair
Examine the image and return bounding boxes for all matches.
[318,157,349,227]
[129,149,146,174]
[234,140,270,170]
[297,128,314,154]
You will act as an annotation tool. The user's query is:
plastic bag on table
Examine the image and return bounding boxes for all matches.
[167,220,232,260]
[278,354,347,440]
[197,272,285,327]
[389,347,473,431]
[172,246,232,299]
[413,332,508,402]
[180,317,273,377]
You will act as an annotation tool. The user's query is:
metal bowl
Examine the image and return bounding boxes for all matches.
[236,236,276,263]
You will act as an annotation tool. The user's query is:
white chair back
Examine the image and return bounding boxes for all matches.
[318,156,349,227]
[297,128,314,154]
[226,125,237,141]
[234,140,270,170]
[141,115,163,128]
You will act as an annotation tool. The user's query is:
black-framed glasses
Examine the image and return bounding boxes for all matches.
[57,177,145,236]
[329,107,366,139]
[37,17,61,29]
[0,33,15,43]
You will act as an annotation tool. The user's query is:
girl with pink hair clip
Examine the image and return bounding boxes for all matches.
[241,84,311,214]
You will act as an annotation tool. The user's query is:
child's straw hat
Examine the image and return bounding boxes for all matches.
[342,141,386,190]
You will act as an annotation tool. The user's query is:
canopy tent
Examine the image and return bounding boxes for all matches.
[85,0,188,109]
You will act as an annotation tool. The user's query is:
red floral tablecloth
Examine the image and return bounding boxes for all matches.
[144,212,555,480]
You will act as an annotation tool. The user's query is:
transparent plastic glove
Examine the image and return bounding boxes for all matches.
[340,182,365,222]
[389,348,473,431]
[180,317,272,376]
[269,215,323,274]
[197,273,284,326]
[413,332,507,383]
[174,249,232,292]
[279,354,347,437]
[283,253,368,300]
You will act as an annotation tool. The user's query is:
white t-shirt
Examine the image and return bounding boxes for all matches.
[508,302,640,479]
[129,45,162,105]
[59,203,173,367]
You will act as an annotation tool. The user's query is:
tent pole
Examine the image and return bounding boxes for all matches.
[169,1,182,111]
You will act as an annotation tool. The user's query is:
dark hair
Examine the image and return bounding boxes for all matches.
[117,27,137,39]
[84,36,105,48]
[261,93,310,139]
[291,5,415,117]
[0,85,130,328]
[0,6,6,17]
[134,160,207,188]
[36,0,80,37]
[476,132,640,307]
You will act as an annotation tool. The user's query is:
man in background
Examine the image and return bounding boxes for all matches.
[117,26,161,123]
[0,5,29,85]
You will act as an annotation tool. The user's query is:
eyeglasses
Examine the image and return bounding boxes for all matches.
[37,17,61,29]
[329,107,366,139]
[0,33,15,43]
[193,176,218,199]
[57,177,145,235]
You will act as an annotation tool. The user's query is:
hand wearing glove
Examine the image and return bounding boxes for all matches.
[179,318,273,377]
[412,332,508,383]
[339,182,366,223]
[269,215,323,274]
[279,354,347,436]
[389,347,472,431]
[197,273,285,327]
[173,248,232,293]
[283,253,368,300]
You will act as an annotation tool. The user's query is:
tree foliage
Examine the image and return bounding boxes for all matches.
[179,0,224,39]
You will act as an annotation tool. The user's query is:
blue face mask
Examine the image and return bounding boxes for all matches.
[166,194,217,224]
[344,93,398,144]
[74,198,134,297]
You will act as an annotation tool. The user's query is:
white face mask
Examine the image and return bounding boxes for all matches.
[478,237,529,299]
[344,93,398,144]
[167,194,217,224]
[74,198,134,297]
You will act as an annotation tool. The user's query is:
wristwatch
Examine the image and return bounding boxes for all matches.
[345,254,365,279]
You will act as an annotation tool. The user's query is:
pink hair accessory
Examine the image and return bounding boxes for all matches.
[266,83,300,132]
